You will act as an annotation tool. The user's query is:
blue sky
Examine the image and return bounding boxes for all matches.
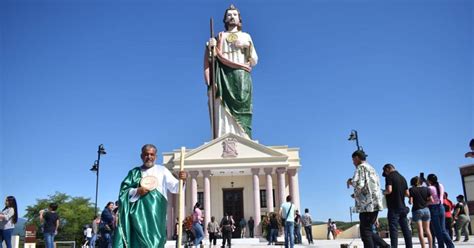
[1,0,472,222]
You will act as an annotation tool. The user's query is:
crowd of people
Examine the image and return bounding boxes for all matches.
[257,197,314,247]
[82,201,119,248]
[0,196,62,248]
[347,144,472,248]
[1,138,471,248]
[326,218,339,240]
[173,195,314,248]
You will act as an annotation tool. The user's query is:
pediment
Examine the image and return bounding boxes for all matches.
[173,133,288,163]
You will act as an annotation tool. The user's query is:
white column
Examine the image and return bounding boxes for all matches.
[288,169,300,211]
[190,171,199,213]
[203,170,211,236]
[277,168,286,207]
[251,168,261,236]
[264,168,274,213]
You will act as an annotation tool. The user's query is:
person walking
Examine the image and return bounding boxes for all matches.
[302,208,314,245]
[40,203,60,248]
[0,196,18,248]
[220,213,232,248]
[330,221,338,240]
[100,202,115,248]
[239,217,247,238]
[84,225,93,248]
[426,174,454,248]
[262,215,270,242]
[443,192,454,240]
[453,194,470,242]
[382,163,412,248]
[347,150,384,248]
[267,213,279,245]
[279,195,295,248]
[247,217,254,238]
[90,216,100,248]
[208,216,219,248]
[326,218,332,240]
[294,210,302,244]
[192,202,204,248]
[409,176,433,248]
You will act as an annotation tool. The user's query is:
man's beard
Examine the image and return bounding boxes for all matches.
[143,161,154,168]
[226,20,238,29]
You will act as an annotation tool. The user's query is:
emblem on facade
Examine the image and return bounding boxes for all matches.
[222,138,238,158]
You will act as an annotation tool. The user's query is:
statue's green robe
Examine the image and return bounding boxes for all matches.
[214,59,253,138]
[113,167,172,248]
[205,31,257,139]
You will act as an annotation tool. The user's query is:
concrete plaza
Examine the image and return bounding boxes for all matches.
[165,236,474,247]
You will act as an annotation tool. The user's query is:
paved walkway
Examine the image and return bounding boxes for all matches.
[167,236,474,247]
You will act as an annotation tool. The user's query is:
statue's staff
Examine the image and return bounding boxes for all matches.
[177,146,186,247]
[209,18,217,139]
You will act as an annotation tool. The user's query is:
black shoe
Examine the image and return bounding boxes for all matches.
[463,239,469,242]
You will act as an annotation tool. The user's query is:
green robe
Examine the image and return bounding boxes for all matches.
[214,58,253,138]
[113,167,168,248]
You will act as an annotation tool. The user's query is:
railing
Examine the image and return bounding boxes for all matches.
[55,241,76,248]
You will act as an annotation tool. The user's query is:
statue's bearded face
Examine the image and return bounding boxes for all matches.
[225,9,240,27]
[141,147,157,168]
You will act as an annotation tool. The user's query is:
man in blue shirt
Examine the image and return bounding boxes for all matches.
[279,195,295,248]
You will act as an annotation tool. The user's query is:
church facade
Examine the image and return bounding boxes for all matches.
[163,133,301,238]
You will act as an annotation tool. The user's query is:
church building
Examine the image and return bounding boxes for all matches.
[163,133,301,238]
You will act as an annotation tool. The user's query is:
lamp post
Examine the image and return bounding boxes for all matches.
[349,206,353,223]
[348,130,362,151]
[90,144,106,214]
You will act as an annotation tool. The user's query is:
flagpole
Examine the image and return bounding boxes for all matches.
[177,146,186,247]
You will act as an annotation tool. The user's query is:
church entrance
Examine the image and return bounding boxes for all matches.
[222,188,244,238]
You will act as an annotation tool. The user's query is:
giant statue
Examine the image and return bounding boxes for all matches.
[205,4,258,139]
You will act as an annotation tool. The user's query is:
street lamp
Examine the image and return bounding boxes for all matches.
[90,144,106,214]
[348,130,362,151]
[349,206,353,224]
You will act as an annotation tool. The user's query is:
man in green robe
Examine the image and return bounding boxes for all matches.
[205,4,258,139]
[113,144,186,248]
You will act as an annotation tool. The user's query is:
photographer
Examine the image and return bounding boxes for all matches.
[39,203,59,248]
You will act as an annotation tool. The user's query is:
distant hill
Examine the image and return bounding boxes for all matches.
[12,218,27,236]
[313,220,360,231]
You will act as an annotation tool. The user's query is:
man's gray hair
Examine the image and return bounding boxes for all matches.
[141,144,157,153]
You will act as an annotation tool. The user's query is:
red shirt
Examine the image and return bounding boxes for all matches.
[443,198,454,218]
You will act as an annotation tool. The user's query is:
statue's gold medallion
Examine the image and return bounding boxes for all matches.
[226,33,238,43]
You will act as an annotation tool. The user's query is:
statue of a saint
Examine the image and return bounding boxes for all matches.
[205,4,258,140]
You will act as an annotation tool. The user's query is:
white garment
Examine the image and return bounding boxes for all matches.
[212,98,249,139]
[85,227,92,238]
[0,207,15,230]
[210,31,258,139]
[302,213,312,227]
[219,31,258,67]
[129,164,180,202]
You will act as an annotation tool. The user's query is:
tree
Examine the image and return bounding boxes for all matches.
[24,192,96,245]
